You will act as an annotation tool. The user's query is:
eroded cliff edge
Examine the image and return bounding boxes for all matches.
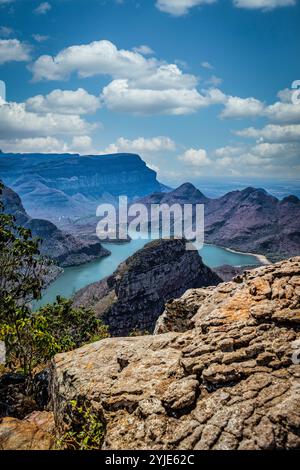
[50,257,300,450]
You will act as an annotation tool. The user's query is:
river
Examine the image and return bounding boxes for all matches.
[37,240,261,308]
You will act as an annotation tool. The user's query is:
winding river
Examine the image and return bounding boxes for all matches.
[38,240,261,308]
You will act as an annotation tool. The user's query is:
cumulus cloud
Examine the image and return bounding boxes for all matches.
[265,101,300,124]
[26,88,100,115]
[221,96,265,119]
[101,80,225,115]
[101,79,201,115]
[0,135,95,154]
[0,101,97,139]
[101,136,176,155]
[235,124,300,143]
[0,137,69,153]
[31,39,160,82]
[156,0,216,16]
[31,39,230,116]
[0,39,31,64]
[233,0,295,10]
[178,148,211,166]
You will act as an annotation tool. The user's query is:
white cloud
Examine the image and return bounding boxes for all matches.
[233,0,295,10]
[0,101,97,139]
[0,39,31,64]
[156,0,216,16]
[101,79,224,115]
[0,135,95,154]
[215,145,244,157]
[26,88,100,115]
[101,136,176,155]
[71,135,93,153]
[178,148,211,166]
[0,137,69,153]
[31,39,160,82]
[201,61,214,69]
[265,101,300,124]
[235,124,300,143]
[221,95,265,119]
[133,45,154,56]
[31,39,229,116]
[34,2,51,15]
[0,0,15,4]
[131,64,198,90]
[101,79,194,115]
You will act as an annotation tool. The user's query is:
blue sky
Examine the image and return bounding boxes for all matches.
[0,0,299,189]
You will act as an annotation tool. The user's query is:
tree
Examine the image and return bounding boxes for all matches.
[0,182,109,378]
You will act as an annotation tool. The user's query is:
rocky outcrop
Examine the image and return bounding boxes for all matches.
[73,239,221,336]
[0,412,54,450]
[139,184,300,262]
[50,257,300,450]
[0,152,163,223]
[0,184,110,267]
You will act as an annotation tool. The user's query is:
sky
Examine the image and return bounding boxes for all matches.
[0,0,300,191]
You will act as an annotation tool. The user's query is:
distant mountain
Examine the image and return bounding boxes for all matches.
[0,152,163,223]
[140,184,300,261]
[0,184,110,267]
[138,182,209,205]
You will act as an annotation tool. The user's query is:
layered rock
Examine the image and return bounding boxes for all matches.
[0,184,109,267]
[73,239,220,336]
[51,257,300,450]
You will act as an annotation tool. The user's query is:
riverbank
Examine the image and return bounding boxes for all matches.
[221,247,271,265]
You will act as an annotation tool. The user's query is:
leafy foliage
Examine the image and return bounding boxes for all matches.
[0,182,109,377]
[56,400,105,450]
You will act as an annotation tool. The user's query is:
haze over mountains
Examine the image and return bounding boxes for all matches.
[0,152,163,223]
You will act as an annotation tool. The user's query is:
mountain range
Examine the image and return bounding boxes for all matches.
[0,152,164,223]
[0,152,299,261]
[139,183,300,262]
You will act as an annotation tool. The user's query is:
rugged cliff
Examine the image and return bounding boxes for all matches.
[73,239,221,336]
[0,184,109,267]
[50,257,300,450]
[0,152,163,222]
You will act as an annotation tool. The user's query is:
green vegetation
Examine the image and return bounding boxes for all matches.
[56,400,105,450]
[0,182,109,379]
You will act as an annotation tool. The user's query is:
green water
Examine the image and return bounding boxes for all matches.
[37,240,260,308]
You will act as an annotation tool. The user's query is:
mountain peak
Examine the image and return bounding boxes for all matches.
[171,182,208,201]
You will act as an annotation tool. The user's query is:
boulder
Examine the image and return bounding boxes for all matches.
[50,257,300,450]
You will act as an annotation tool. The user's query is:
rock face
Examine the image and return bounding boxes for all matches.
[73,239,221,336]
[0,184,109,267]
[0,411,54,450]
[139,183,300,262]
[51,257,300,450]
[0,152,163,223]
